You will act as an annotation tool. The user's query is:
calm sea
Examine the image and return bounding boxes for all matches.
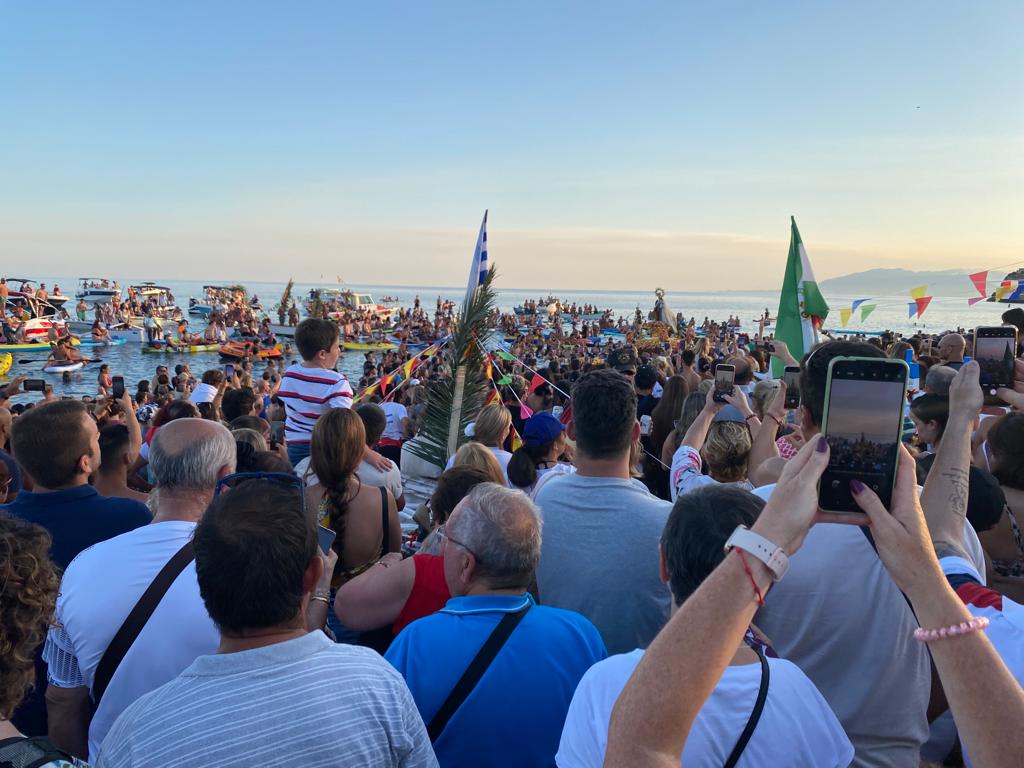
[4,276,1013,401]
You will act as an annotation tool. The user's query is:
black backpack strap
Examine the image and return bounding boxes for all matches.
[723,646,770,768]
[92,539,195,706]
[379,486,390,559]
[426,603,531,742]
[0,735,77,768]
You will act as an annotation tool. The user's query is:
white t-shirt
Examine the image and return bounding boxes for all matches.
[749,483,985,767]
[556,649,853,768]
[379,401,408,442]
[43,521,219,763]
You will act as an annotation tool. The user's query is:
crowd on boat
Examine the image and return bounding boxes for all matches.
[1,300,1024,767]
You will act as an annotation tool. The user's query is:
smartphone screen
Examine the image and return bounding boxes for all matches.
[224,364,235,378]
[317,524,337,554]
[23,379,46,392]
[783,365,801,409]
[974,326,1017,403]
[112,376,125,398]
[713,365,735,402]
[819,357,908,513]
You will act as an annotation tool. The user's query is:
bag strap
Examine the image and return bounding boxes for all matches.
[379,486,390,559]
[0,735,77,768]
[723,645,770,768]
[426,603,531,742]
[92,539,195,706]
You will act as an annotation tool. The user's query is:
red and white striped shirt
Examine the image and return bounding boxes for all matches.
[278,364,353,445]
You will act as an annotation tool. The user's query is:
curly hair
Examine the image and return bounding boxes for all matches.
[0,517,60,718]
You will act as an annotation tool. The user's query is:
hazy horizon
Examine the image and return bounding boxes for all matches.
[2,3,1021,290]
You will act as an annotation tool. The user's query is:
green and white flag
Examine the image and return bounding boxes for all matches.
[772,217,830,377]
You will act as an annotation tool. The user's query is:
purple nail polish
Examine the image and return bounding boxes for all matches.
[850,479,866,494]
[816,435,828,453]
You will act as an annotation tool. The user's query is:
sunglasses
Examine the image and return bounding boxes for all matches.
[436,524,485,566]
[215,471,305,515]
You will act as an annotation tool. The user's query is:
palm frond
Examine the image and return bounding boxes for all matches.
[278,278,294,315]
[407,266,499,468]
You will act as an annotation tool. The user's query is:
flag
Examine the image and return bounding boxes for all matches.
[772,217,830,376]
[402,357,417,379]
[509,425,523,453]
[860,304,877,322]
[851,299,868,312]
[519,404,533,420]
[463,210,488,308]
[496,375,513,386]
[839,308,852,327]
[908,303,917,319]
[968,296,987,306]
[495,349,516,362]
[996,281,1014,301]
[527,373,545,395]
[915,296,933,317]
[909,285,928,300]
[969,271,988,296]
[484,355,493,381]
[484,386,500,406]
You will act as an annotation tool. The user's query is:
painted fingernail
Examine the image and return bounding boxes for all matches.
[850,479,866,494]
[816,435,828,453]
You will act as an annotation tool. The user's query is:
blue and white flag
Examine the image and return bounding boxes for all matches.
[463,210,488,307]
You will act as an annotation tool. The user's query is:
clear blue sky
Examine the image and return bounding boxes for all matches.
[1,2,1021,290]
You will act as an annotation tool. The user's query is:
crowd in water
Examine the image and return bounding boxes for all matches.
[1,303,1024,767]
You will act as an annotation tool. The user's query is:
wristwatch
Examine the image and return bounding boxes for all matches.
[724,526,789,581]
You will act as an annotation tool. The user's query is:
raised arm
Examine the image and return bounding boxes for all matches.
[920,362,982,557]
[681,386,722,452]
[120,388,142,463]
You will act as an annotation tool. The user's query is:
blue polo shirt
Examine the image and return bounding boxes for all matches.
[3,484,151,737]
[385,593,606,768]
[1,484,151,569]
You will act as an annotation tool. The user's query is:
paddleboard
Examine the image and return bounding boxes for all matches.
[43,361,85,374]
[142,343,221,354]
[79,338,127,348]
[0,352,11,377]
[0,339,80,353]
[341,341,397,352]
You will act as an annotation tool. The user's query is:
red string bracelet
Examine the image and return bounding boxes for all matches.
[736,549,765,607]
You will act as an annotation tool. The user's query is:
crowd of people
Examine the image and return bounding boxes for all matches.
[1,303,1024,767]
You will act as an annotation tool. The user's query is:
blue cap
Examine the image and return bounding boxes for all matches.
[523,411,565,447]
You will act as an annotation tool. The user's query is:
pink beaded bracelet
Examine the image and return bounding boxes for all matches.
[913,616,990,643]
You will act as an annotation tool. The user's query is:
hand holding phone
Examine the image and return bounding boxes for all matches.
[974,326,1017,405]
[713,364,735,403]
[112,376,125,399]
[317,524,337,554]
[23,379,47,393]
[783,365,801,409]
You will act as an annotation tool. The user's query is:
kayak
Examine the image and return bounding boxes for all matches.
[143,343,222,354]
[79,337,127,348]
[342,341,397,352]
[43,361,85,374]
[0,353,11,377]
[218,342,283,360]
[0,339,81,353]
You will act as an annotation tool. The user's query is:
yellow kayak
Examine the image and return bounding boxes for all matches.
[142,343,222,354]
[342,341,397,352]
[0,352,11,377]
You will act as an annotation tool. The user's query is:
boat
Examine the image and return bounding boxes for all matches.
[128,283,182,317]
[43,361,84,374]
[305,288,395,320]
[341,341,397,352]
[74,277,120,305]
[0,339,80,353]
[218,342,283,360]
[67,320,149,344]
[142,342,222,354]
[6,279,70,313]
[0,353,11,377]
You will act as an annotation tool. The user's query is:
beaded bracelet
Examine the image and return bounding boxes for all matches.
[913,616,989,643]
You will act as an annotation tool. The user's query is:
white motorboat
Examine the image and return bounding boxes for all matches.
[74,277,120,304]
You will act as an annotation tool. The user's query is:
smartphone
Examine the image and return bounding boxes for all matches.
[974,326,1017,405]
[317,524,337,554]
[819,357,909,513]
[224,364,235,378]
[112,376,125,399]
[23,379,46,392]
[782,365,802,409]
[713,364,735,402]
[738,333,750,346]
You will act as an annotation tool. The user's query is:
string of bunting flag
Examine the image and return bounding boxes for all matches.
[352,338,449,403]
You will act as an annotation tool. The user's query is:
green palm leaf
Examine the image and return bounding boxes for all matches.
[407,266,499,468]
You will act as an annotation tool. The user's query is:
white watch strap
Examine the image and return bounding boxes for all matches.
[724,526,789,582]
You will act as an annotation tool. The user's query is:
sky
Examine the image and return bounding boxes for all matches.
[827,380,905,442]
[1,2,1021,291]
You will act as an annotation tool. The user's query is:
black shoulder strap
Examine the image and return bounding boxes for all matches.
[0,735,77,768]
[426,604,531,742]
[379,486,390,558]
[92,539,196,707]
[723,646,770,768]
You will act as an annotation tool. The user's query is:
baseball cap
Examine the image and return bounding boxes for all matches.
[635,365,658,390]
[608,346,639,373]
[523,411,566,447]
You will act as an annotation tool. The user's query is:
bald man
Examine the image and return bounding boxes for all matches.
[937,333,966,370]
[45,418,237,762]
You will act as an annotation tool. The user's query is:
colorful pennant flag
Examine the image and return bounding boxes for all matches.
[463,210,489,307]
[509,425,523,453]
[909,285,928,300]
[860,304,877,322]
[496,375,513,386]
[839,308,853,327]
[996,282,1014,301]
[495,349,516,362]
[519,404,534,420]
[969,271,989,296]
[527,373,545,395]
[968,296,987,306]
[850,299,868,312]
[914,296,933,317]
[908,302,917,319]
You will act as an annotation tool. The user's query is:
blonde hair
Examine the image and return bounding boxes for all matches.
[473,403,512,447]
[701,422,751,482]
[231,427,268,453]
[452,442,507,485]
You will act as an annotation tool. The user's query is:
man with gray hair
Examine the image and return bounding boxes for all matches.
[385,483,607,768]
[925,363,957,395]
[44,418,236,763]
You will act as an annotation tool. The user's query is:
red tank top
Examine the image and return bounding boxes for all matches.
[392,554,450,634]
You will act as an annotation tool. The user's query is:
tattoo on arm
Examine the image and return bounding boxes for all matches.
[941,467,970,516]
[934,539,969,562]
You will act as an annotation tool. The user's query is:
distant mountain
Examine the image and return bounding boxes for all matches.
[819,268,977,297]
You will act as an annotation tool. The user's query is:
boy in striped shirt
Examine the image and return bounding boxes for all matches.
[279,319,353,465]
